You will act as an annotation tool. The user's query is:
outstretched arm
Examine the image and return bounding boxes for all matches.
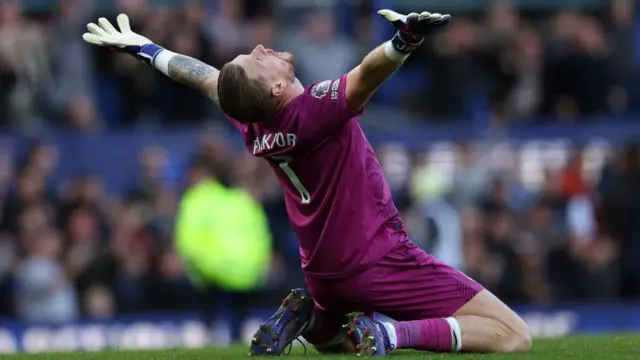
[345,9,450,112]
[82,14,221,105]
[166,55,220,105]
[345,45,404,113]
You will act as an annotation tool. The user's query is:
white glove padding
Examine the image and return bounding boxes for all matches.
[378,9,451,39]
[82,14,151,48]
[377,8,451,58]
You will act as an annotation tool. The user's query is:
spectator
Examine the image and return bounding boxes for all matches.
[606,0,635,113]
[483,210,524,303]
[155,3,218,123]
[0,0,54,127]
[83,284,116,319]
[111,205,155,312]
[476,2,521,121]
[66,94,101,132]
[247,16,277,49]
[15,230,79,323]
[2,166,55,235]
[64,206,115,313]
[128,145,170,203]
[541,12,612,119]
[175,156,273,341]
[208,0,248,63]
[450,142,492,213]
[50,0,94,122]
[507,26,543,120]
[282,9,357,84]
[0,232,16,315]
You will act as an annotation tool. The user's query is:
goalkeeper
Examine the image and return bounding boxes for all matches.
[83,8,531,357]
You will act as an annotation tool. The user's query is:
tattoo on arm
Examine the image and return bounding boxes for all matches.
[167,55,220,104]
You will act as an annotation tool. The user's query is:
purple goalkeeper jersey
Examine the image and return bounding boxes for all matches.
[228,74,400,279]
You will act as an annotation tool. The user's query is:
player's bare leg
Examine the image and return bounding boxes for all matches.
[451,289,532,352]
[375,290,531,354]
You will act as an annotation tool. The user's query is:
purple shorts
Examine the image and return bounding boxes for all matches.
[305,238,483,322]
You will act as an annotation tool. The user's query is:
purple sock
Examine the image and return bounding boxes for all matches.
[393,318,453,352]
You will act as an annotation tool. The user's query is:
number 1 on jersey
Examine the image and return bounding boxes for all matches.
[272,156,311,204]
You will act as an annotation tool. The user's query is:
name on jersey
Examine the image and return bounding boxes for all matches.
[253,132,297,155]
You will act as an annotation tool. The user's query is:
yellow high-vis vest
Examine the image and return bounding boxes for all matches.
[175,179,272,291]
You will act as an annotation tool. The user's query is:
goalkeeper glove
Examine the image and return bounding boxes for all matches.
[82,14,172,72]
[378,9,451,56]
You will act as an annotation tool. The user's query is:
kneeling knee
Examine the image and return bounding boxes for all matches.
[495,330,532,353]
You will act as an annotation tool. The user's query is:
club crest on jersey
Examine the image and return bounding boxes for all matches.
[330,78,340,100]
[253,132,297,155]
[311,80,331,99]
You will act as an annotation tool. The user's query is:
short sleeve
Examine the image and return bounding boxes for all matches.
[298,74,362,138]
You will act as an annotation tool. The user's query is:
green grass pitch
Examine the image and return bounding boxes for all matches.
[3,335,638,360]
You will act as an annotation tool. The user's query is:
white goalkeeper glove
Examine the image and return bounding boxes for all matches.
[82,14,174,73]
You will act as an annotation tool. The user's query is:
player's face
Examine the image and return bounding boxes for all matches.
[230,45,298,99]
[235,44,295,84]
[252,44,295,79]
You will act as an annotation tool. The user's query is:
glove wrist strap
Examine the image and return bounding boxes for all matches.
[384,41,409,62]
[136,43,165,66]
[385,31,423,62]
[390,32,423,54]
[136,43,175,76]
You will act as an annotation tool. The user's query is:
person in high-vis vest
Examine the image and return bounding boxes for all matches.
[175,156,272,342]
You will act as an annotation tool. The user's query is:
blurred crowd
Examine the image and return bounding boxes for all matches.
[0,134,639,323]
[402,0,639,122]
[0,0,638,130]
[0,0,640,326]
[0,135,291,323]
[389,141,640,305]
